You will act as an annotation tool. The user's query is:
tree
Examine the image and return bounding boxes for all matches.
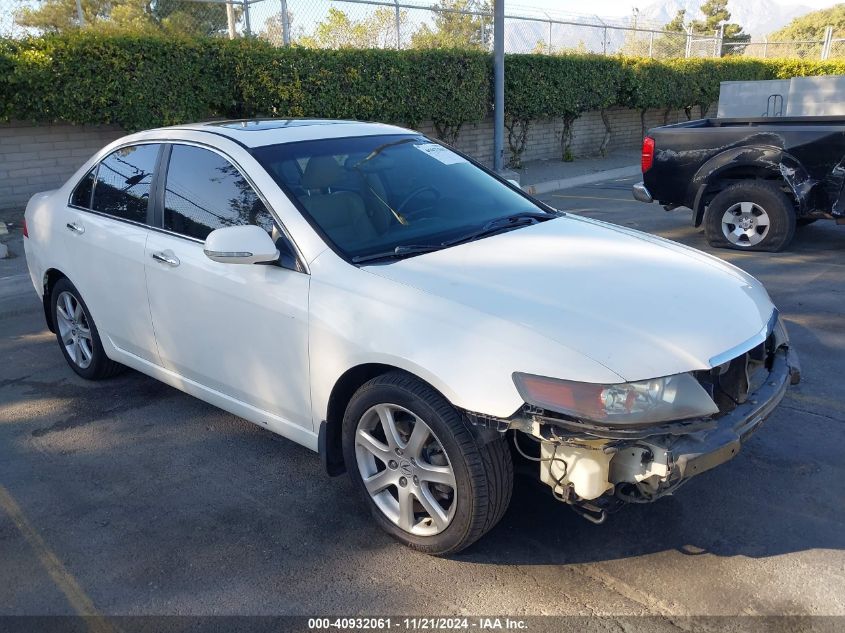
[16,0,121,33]
[620,8,650,57]
[690,0,749,56]
[299,7,406,49]
[15,0,229,36]
[410,0,491,50]
[260,9,295,46]
[644,9,689,59]
[769,4,845,41]
[154,0,230,37]
[665,9,687,33]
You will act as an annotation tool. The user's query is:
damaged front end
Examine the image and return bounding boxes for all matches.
[468,314,800,524]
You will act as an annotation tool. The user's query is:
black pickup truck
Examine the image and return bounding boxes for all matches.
[632,116,845,251]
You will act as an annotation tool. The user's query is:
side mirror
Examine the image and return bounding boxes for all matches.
[203,225,279,265]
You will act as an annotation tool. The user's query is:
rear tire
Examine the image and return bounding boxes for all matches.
[342,371,512,555]
[50,278,124,380]
[704,181,796,252]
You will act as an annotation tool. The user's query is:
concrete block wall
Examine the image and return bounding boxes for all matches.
[1,106,701,211]
[0,121,124,212]
[417,105,699,166]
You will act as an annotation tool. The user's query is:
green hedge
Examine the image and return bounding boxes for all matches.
[0,34,489,134]
[3,34,845,164]
[504,54,622,164]
[0,35,235,130]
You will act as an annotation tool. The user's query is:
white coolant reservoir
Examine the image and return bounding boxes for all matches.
[539,441,613,500]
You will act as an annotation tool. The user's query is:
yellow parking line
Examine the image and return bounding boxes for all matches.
[552,194,633,202]
[0,484,116,633]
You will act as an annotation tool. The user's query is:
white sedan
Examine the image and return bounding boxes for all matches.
[23,119,800,554]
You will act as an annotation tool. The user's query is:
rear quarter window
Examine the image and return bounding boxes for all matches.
[70,169,96,209]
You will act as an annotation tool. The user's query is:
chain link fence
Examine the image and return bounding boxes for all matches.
[2,0,844,60]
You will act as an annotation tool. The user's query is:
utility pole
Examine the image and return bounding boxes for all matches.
[226,0,236,39]
[493,0,505,172]
[394,0,401,49]
[280,0,291,46]
[243,0,251,37]
[715,23,724,57]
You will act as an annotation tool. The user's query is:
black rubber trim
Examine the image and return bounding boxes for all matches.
[166,127,252,151]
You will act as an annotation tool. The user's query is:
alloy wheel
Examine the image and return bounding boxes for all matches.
[354,403,457,536]
[721,201,771,247]
[55,291,93,369]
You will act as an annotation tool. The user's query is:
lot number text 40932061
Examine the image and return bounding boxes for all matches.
[307,617,529,630]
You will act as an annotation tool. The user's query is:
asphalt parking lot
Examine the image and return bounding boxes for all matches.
[1,174,844,621]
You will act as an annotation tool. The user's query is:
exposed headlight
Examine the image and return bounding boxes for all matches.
[513,372,719,426]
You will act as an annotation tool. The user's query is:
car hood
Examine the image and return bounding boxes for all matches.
[363,215,774,382]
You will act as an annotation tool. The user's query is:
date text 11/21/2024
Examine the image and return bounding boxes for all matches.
[307,617,528,630]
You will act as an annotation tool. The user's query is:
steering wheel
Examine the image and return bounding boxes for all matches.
[396,186,441,216]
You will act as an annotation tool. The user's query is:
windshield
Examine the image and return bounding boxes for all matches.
[252,134,554,261]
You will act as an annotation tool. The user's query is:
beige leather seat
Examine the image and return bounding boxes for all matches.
[299,156,379,246]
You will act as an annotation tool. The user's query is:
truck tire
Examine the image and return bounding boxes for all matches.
[342,371,513,555]
[704,181,796,252]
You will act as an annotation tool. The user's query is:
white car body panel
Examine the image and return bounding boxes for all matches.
[22,121,778,456]
[364,213,775,383]
[63,205,158,364]
[145,228,312,431]
[307,250,624,424]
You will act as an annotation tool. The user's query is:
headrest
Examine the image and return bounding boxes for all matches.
[302,155,345,190]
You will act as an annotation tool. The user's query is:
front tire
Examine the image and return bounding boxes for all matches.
[342,371,512,555]
[51,278,124,380]
[704,181,796,252]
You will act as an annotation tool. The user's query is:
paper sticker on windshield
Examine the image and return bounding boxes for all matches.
[415,143,467,165]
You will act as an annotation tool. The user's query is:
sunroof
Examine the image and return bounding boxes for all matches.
[208,119,346,131]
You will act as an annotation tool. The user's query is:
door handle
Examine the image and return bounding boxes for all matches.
[66,222,85,234]
[151,251,180,267]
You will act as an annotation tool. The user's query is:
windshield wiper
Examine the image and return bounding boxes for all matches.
[352,211,559,265]
[440,211,557,248]
[352,243,444,264]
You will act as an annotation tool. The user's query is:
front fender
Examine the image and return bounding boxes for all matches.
[306,252,624,430]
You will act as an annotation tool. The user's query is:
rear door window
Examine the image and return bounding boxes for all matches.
[91,144,160,224]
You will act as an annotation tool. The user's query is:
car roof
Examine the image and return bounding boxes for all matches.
[162,118,416,148]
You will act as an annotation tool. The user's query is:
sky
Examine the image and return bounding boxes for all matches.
[513,0,843,18]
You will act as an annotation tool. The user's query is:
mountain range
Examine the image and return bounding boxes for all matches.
[637,0,814,38]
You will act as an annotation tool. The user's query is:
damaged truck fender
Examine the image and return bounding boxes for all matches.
[689,146,817,227]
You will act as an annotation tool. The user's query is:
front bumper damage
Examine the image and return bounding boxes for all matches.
[472,345,799,523]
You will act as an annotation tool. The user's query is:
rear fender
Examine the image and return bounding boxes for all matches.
[691,146,816,227]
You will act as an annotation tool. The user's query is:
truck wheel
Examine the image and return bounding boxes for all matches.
[342,371,513,555]
[704,181,796,252]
